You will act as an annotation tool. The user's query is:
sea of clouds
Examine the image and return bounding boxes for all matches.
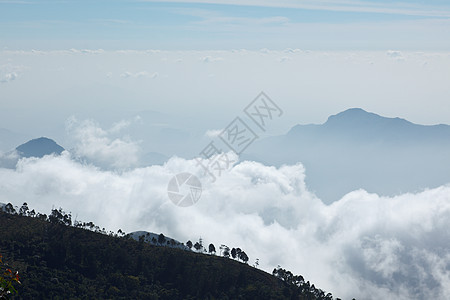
[0,119,449,300]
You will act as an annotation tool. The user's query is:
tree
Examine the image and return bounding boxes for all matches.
[36,213,47,221]
[193,242,202,252]
[272,266,334,299]
[236,248,242,261]
[231,248,237,259]
[19,203,29,216]
[48,208,72,226]
[158,233,166,245]
[240,251,249,264]
[198,237,204,252]
[4,203,16,215]
[208,243,216,255]
[186,240,193,250]
[222,246,230,258]
[219,244,226,256]
[253,258,259,268]
[139,235,145,243]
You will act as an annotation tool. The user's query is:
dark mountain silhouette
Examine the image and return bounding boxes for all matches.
[249,108,450,203]
[0,137,65,169]
[16,137,65,158]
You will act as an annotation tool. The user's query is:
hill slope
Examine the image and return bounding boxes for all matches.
[0,211,336,299]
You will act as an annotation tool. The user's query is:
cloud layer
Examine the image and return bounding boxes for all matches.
[66,117,141,169]
[0,149,449,299]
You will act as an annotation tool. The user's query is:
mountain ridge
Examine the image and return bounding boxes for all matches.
[288,108,449,138]
[250,108,450,203]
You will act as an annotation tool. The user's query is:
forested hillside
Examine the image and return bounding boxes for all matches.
[0,205,347,299]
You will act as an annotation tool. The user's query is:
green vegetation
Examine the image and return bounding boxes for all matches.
[0,203,346,299]
[0,253,21,299]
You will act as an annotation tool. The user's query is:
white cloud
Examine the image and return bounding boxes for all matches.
[200,56,224,63]
[109,120,132,133]
[386,50,405,61]
[283,48,302,53]
[0,150,19,168]
[0,152,449,299]
[65,117,141,169]
[0,72,18,83]
[0,63,26,83]
[120,71,132,78]
[204,129,222,138]
[69,48,105,54]
[278,56,292,62]
[120,71,158,78]
[135,71,149,77]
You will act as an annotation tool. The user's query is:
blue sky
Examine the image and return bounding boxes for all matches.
[1,0,450,49]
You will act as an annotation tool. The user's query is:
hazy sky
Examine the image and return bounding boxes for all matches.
[1,49,450,144]
[1,0,450,141]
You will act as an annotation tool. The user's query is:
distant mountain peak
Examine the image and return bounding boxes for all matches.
[337,107,367,114]
[16,137,64,158]
[325,108,410,128]
[327,108,379,122]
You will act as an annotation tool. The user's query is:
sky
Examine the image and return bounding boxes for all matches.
[1,0,450,136]
[1,0,450,50]
[1,1,450,299]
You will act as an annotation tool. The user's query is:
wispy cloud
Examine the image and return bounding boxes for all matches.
[200,56,223,63]
[0,0,33,3]
[0,72,18,83]
[192,15,289,26]
[141,0,450,18]
[0,63,24,84]
[120,71,159,78]
[204,129,222,137]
